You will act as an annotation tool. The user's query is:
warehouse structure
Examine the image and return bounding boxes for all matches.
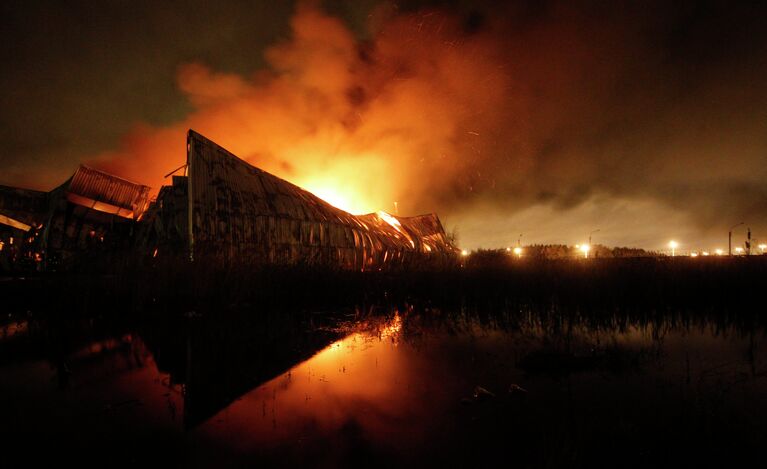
[140,130,456,270]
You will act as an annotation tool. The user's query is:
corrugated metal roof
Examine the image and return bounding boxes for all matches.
[65,165,151,218]
[185,130,455,268]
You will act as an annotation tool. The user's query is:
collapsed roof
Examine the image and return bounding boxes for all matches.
[61,165,151,219]
[0,165,151,232]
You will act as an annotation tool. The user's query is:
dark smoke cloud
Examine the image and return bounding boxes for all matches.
[1,0,766,250]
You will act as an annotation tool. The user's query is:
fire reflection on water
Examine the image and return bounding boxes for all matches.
[193,312,443,456]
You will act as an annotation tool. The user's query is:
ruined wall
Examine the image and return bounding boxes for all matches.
[136,175,189,258]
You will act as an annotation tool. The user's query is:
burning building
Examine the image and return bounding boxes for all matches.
[141,130,456,270]
[1,130,455,272]
[0,166,150,271]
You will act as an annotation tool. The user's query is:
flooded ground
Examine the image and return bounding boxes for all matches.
[2,307,766,468]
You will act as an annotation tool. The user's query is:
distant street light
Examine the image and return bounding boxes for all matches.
[759,244,767,254]
[715,248,724,256]
[729,222,744,256]
[580,244,591,259]
[461,249,469,257]
[669,240,678,257]
[513,246,523,257]
[735,247,744,255]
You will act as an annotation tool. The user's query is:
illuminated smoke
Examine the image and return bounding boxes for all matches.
[92,4,511,216]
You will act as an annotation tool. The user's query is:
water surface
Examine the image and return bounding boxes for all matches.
[2,309,765,467]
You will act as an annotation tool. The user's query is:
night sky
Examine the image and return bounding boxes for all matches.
[2,0,766,250]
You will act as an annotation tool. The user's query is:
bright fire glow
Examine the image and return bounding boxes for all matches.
[690,252,698,257]
[377,211,402,230]
[461,249,469,257]
[735,247,744,254]
[303,184,370,214]
[292,154,391,215]
[513,246,523,257]
[715,249,724,255]
[377,211,414,248]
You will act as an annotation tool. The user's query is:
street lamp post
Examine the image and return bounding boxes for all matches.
[729,222,744,256]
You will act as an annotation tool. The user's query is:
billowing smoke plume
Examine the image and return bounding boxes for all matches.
[57,2,767,247]
[92,4,510,217]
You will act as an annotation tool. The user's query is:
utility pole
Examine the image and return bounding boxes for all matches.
[729,222,744,256]
[746,227,752,255]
